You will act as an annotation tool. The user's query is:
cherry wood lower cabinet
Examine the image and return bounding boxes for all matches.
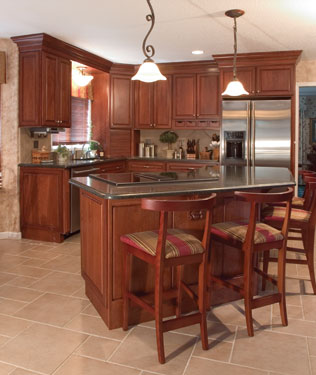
[20,167,70,243]
[80,190,249,329]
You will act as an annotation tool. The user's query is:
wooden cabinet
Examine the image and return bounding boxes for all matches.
[17,51,71,127]
[174,120,220,130]
[128,160,166,172]
[173,73,220,128]
[20,167,70,242]
[134,76,172,129]
[221,65,294,96]
[98,161,126,173]
[110,75,133,128]
[166,162,206,172]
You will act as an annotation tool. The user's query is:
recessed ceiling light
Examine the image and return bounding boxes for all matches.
[192,50,204,55]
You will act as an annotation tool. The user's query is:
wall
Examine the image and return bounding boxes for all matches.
[0,39,20,236]
[296,60,316,82]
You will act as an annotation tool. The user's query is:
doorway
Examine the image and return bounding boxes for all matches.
[296,83,316,196]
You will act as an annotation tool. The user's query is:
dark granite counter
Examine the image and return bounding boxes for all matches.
[18,157,126,169]
[70,166,295,199]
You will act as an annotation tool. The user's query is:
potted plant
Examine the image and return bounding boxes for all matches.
[56,145,69,163]
[89,140,99,158]
[159,131,179,159]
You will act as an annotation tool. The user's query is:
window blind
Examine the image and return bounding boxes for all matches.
[52,97,90,145]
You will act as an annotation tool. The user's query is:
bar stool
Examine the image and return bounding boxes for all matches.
[209,188,293,337]
[120,194,216,364]
[262,180,316,294]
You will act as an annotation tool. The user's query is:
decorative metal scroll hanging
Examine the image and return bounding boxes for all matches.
[131,0,166,82]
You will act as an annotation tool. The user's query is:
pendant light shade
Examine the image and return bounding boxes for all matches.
[132,59,166,82]
[132,0,166,82]
[222,9,249,96]
[72,67,94,87]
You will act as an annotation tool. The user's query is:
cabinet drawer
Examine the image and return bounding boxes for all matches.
[98,161,126,173]
[128,161,166,172]
[166,162,205,172]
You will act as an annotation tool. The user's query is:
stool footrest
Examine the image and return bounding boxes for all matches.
[127,292,155,316]
[268,257,307,265]
[252,293,281,309]
[254,267,277,286]
[210,275,243,296]
[162,312,201,333]
[287,247,305,254]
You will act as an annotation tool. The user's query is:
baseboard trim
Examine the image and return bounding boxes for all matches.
[0,232,22,239]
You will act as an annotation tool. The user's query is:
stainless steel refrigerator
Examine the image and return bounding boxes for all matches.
[221,100,291,169]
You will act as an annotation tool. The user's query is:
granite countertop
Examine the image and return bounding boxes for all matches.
[69,166,295,200]
[19,157,219,169]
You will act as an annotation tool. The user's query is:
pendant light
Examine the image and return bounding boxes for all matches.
[132,0,166,83]
[72,67,94,87]
[222,9,249,96]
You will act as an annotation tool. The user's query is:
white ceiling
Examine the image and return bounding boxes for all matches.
[1,0,316,64]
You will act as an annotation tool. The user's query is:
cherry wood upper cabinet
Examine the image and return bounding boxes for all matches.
[17,51,71,127]
[41,52,71,127]
[256,65,294,96]
[173,73,220,121]
[214,50,302,98]
[110,75,133,128]
[134,75,172,129]
[173,74,196,120]
[197,73,220,119]
[221,67,255,96]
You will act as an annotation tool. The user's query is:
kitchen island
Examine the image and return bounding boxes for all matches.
[70,165,295,329]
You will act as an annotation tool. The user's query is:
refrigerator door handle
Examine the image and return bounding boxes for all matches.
[251,101,256,167]
[246,101,251,166]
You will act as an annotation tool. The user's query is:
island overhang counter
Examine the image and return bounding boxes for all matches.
[70,166,295,329]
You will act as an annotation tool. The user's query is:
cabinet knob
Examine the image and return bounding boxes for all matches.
[153,123,156,127]
[256,90,260,93]
[251,90,255,94]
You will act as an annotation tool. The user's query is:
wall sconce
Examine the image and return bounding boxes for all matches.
[132,0,166,83]
[72,67,94,87]
[222,9,249,96]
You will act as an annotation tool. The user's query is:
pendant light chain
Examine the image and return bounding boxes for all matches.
[233,16,237,80]
[142,0,155,60]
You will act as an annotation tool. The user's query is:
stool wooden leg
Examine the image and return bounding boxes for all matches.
[175,265,182,318]
[277,244,288,326]
[207,246,216,310]
[198,253,208,350]
[303,228,316,294]
[155,263,165,364]
[244,248,254,337]
[262,251,269,291]
[122,249,130,331]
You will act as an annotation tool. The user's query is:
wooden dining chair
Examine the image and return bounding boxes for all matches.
[120,194,216,364]
[209,188,293,337]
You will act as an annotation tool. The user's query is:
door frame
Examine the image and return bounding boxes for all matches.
[295,82,316,195]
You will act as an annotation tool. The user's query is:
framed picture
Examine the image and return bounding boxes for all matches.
[310,118,316,143]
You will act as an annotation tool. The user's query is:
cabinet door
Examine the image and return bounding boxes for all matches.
[110,75,133,128]
[98,161,126,173]
[166,162,205,172]
[42,52,59,126]
[58,57,71,127]
[134,81,153,129]
[153,75,172,128]
[173,74,196,119]
[221,67,255,95]
[197,73,220,119]
[256,65,293,96]
[19,52,41,127]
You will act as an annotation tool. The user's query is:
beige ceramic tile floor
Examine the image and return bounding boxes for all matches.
[0,233,315,375]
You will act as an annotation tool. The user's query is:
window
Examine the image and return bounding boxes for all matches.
[52,97,91,145]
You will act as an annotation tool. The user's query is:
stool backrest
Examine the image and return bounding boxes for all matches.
[141,194,216,261]
[235,188,293,249]
[303,176,316,211]
[305,181,316,226]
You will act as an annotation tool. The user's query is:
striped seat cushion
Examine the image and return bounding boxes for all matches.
[120,229,204,259]
[262,206,311,223]
[211,221,283,244]
[292,196,305,207]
